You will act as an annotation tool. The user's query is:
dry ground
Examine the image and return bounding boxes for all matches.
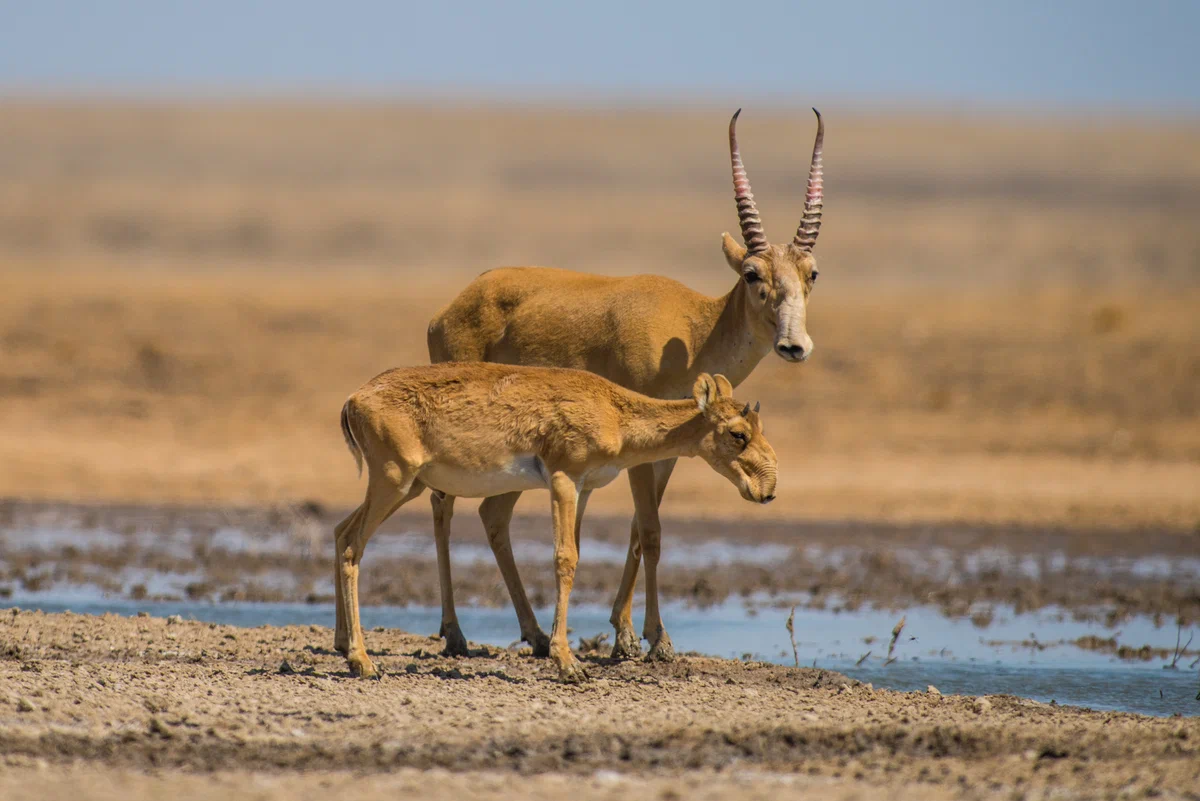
[1,611,1198,800]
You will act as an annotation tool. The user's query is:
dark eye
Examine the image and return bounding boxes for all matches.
[743,271,761,285]
[730,431,748,446]
[810,270,819,284]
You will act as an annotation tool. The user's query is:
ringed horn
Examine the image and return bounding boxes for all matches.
[728,108,769,255]
[793,108,824,252]
[728,108,826,255]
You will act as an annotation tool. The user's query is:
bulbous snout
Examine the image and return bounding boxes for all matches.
[735,452,778,505]
[773,295,813,362]
[775,333,813,363]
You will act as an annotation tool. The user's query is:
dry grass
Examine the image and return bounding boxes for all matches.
[0,101,1197,528]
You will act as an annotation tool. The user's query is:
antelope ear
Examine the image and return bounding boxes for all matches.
[693,373,717,413]
[713,374,734,398]
[721,232,747,271]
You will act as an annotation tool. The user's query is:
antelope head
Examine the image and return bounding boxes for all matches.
[692,373,777,505]
[721,108,824,363]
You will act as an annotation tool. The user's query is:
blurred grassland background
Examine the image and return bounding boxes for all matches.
[1,1,1198,529]
[1,102,1197,528]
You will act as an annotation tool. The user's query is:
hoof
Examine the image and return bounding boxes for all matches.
[558,661,590,684]
[646,632,676,663]
[441,622,470,658]
[610,627,642,660]
[527,630,552,659]
[349,657,379,679]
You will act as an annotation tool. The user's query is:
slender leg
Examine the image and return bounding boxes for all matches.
[548,472,585,682]
[638,460,677,661]
[431,491,469,656]
[574,489,591,554]
[610,459,677,661]
[609,516,643,659]
[338,475,425,678]
[479,491,551,656]
[333,506,363,654]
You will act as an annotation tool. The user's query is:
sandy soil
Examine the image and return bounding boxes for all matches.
[1,611,1198,800]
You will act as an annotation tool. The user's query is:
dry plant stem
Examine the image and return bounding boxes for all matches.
[1167,619,1193,669]
[885,615,906,667]
[786,605,799,667]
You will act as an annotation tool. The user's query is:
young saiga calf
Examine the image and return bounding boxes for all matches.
[335,362,777,682]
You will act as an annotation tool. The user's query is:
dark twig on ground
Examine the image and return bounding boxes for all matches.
[785,606,798,668]
[578,632,609,655]
[884,615,906,667]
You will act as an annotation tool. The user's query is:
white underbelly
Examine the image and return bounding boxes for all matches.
[422,455,550,498]
[581,465,622,491]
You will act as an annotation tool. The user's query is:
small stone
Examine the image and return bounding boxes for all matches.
[309,624,322,633]
[136,611,150,618]
[278,659,296,675]
[593,770,622,786]
[973,697,992,714]
[837,683,850,694]
[926,685,941,696]
[166,615,183,625]
[16,697,34,713]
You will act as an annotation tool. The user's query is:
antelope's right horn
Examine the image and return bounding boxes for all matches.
[793,108,825,252]
[729,109,769,255]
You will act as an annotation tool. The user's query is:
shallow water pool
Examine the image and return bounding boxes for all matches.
[11,592,1197,718]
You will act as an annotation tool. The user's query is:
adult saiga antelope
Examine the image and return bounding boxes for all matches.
[336,108,824,662]
[335,363,777,681]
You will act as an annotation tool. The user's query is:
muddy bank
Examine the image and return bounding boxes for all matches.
[3,499,1199,625]
[1,611,1198,799]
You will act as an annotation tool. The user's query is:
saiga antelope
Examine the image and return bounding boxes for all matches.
[334,108,825,662]
[334,363,777,681]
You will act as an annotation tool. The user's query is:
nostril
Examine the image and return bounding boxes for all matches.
[777,344,806,359]
[761,494,775,504]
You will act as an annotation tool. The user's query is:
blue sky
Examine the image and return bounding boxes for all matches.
[1,1,1197,111]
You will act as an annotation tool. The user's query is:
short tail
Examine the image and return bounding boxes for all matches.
[340,398,364,477]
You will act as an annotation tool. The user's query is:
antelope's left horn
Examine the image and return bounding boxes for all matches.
[729,109,769,255]
[793,108,824,252]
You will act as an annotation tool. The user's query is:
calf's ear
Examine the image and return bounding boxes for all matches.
[693,373,717,413]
